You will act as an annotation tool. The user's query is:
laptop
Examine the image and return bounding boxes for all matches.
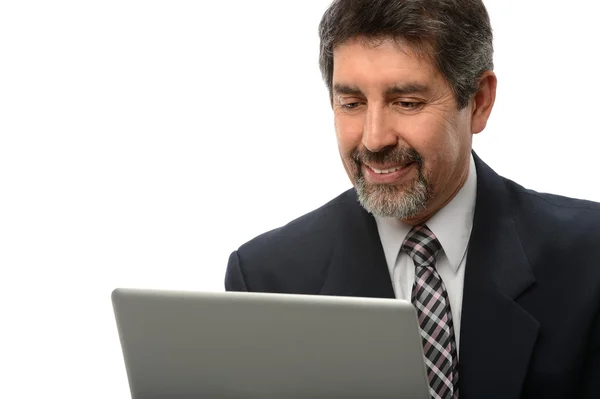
[111,288,429,399]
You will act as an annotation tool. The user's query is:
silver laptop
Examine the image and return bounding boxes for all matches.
[112,288,429,399]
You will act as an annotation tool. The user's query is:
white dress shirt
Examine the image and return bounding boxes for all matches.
[374,154,477,352]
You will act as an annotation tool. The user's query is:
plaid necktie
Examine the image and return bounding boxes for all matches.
[402,225,459,399]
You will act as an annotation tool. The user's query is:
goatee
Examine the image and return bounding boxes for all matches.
[351,147,433,219]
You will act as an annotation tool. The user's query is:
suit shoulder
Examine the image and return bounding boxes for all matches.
[505,179,600,275]
[230,189,359,293]
[506,179,600,223]
[510,180,600,211]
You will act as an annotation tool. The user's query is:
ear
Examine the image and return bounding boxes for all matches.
[471,71,497,134]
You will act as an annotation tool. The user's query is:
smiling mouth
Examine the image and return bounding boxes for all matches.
[367,162,415,174]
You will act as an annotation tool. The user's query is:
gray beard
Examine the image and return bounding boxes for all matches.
[354,168,432,220]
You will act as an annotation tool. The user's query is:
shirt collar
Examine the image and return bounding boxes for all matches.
[375,154,477,274]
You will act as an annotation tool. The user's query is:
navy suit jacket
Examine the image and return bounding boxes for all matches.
[225,153,600,398]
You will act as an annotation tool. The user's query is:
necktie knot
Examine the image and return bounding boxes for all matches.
[401,224,442,268]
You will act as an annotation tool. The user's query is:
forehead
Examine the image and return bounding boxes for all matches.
[332,37,443,92]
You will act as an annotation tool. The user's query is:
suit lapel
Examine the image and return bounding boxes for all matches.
[459,153,540,398]
[319,190,395,299]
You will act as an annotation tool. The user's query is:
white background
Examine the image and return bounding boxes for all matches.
[1,0,598,397]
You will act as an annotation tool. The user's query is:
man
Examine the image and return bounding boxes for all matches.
[224,0,600,398]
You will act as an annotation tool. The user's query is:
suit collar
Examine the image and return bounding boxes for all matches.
[459,152,539,398]
[467,152,536,299]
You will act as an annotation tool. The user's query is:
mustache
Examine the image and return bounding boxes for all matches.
[351,146,423,168]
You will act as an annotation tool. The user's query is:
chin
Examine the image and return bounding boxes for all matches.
[355,180,430,220]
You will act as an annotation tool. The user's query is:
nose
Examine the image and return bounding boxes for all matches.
[362,106,398,152]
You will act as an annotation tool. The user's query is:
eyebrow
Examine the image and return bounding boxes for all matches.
[384,83,430,96]
[332,84,363,96]
[332,83,430,97]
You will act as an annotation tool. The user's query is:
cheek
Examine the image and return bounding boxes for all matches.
[407,120,447,158]
[334,116,363,182]
[424,124,469,187]
[409,120,457,177]
[334,115,363,155]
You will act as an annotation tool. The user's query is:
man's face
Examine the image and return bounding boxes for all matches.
[332,37,475,224]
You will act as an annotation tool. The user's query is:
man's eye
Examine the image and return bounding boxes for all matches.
[342,102,361,109]
[396,101,422,109]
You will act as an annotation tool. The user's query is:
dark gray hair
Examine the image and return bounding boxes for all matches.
[318,0,494,109]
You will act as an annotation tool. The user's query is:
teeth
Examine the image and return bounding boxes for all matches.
[371,166,402,174]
